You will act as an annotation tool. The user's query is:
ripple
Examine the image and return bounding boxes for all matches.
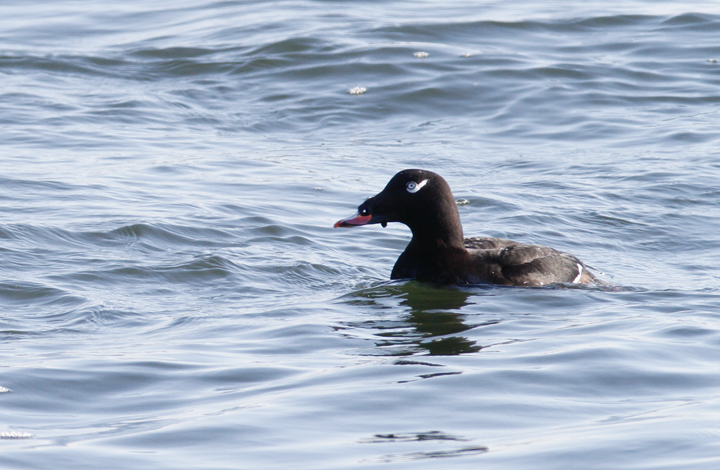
[62,254,241,286]
[0,281,83,307]
[5,12,720,144]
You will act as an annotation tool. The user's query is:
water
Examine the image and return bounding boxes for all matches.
[2,1,720,468]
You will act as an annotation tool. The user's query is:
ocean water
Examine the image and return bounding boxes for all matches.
[2,1,720,468]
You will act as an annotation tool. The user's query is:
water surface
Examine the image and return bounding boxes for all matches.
[1,1,720,469]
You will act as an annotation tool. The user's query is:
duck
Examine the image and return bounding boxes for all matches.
[334,169,600,286]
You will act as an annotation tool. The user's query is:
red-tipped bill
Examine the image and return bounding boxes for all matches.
[334,212,372,228]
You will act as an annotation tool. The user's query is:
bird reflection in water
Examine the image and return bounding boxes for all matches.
[343,282,499,356]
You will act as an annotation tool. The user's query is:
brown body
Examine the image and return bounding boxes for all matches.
[336,169,599,287]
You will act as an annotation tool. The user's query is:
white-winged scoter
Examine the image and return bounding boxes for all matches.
[334,169,599,286]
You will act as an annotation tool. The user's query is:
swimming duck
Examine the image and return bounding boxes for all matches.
[335,169,599,286]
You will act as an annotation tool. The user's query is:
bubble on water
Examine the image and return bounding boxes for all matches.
[413,52,429,58]
[0,432,32,439]
[456,198,469,206]
[348,86,366,95]
[0,386,9,393]
[460,52,473,58]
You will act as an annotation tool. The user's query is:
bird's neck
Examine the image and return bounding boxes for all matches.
[407,212,465,252]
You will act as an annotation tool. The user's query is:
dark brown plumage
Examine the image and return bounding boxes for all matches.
[335,169,599,286]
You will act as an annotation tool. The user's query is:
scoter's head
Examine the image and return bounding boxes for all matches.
[334,169,464,247]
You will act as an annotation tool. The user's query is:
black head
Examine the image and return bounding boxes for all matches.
[335,169,464,248]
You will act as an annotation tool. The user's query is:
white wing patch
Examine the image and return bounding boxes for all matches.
[406,179,428,194]
[572,263,583,283]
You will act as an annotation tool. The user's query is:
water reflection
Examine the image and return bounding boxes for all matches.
[343,282,496,356]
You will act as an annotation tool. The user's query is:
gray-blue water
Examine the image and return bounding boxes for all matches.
[2,1,720,468]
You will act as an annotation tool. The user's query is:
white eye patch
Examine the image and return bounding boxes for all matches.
[405,179,428,194]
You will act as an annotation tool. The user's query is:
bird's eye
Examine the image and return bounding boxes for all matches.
[360,208,369,216]
[405,179,428,194]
